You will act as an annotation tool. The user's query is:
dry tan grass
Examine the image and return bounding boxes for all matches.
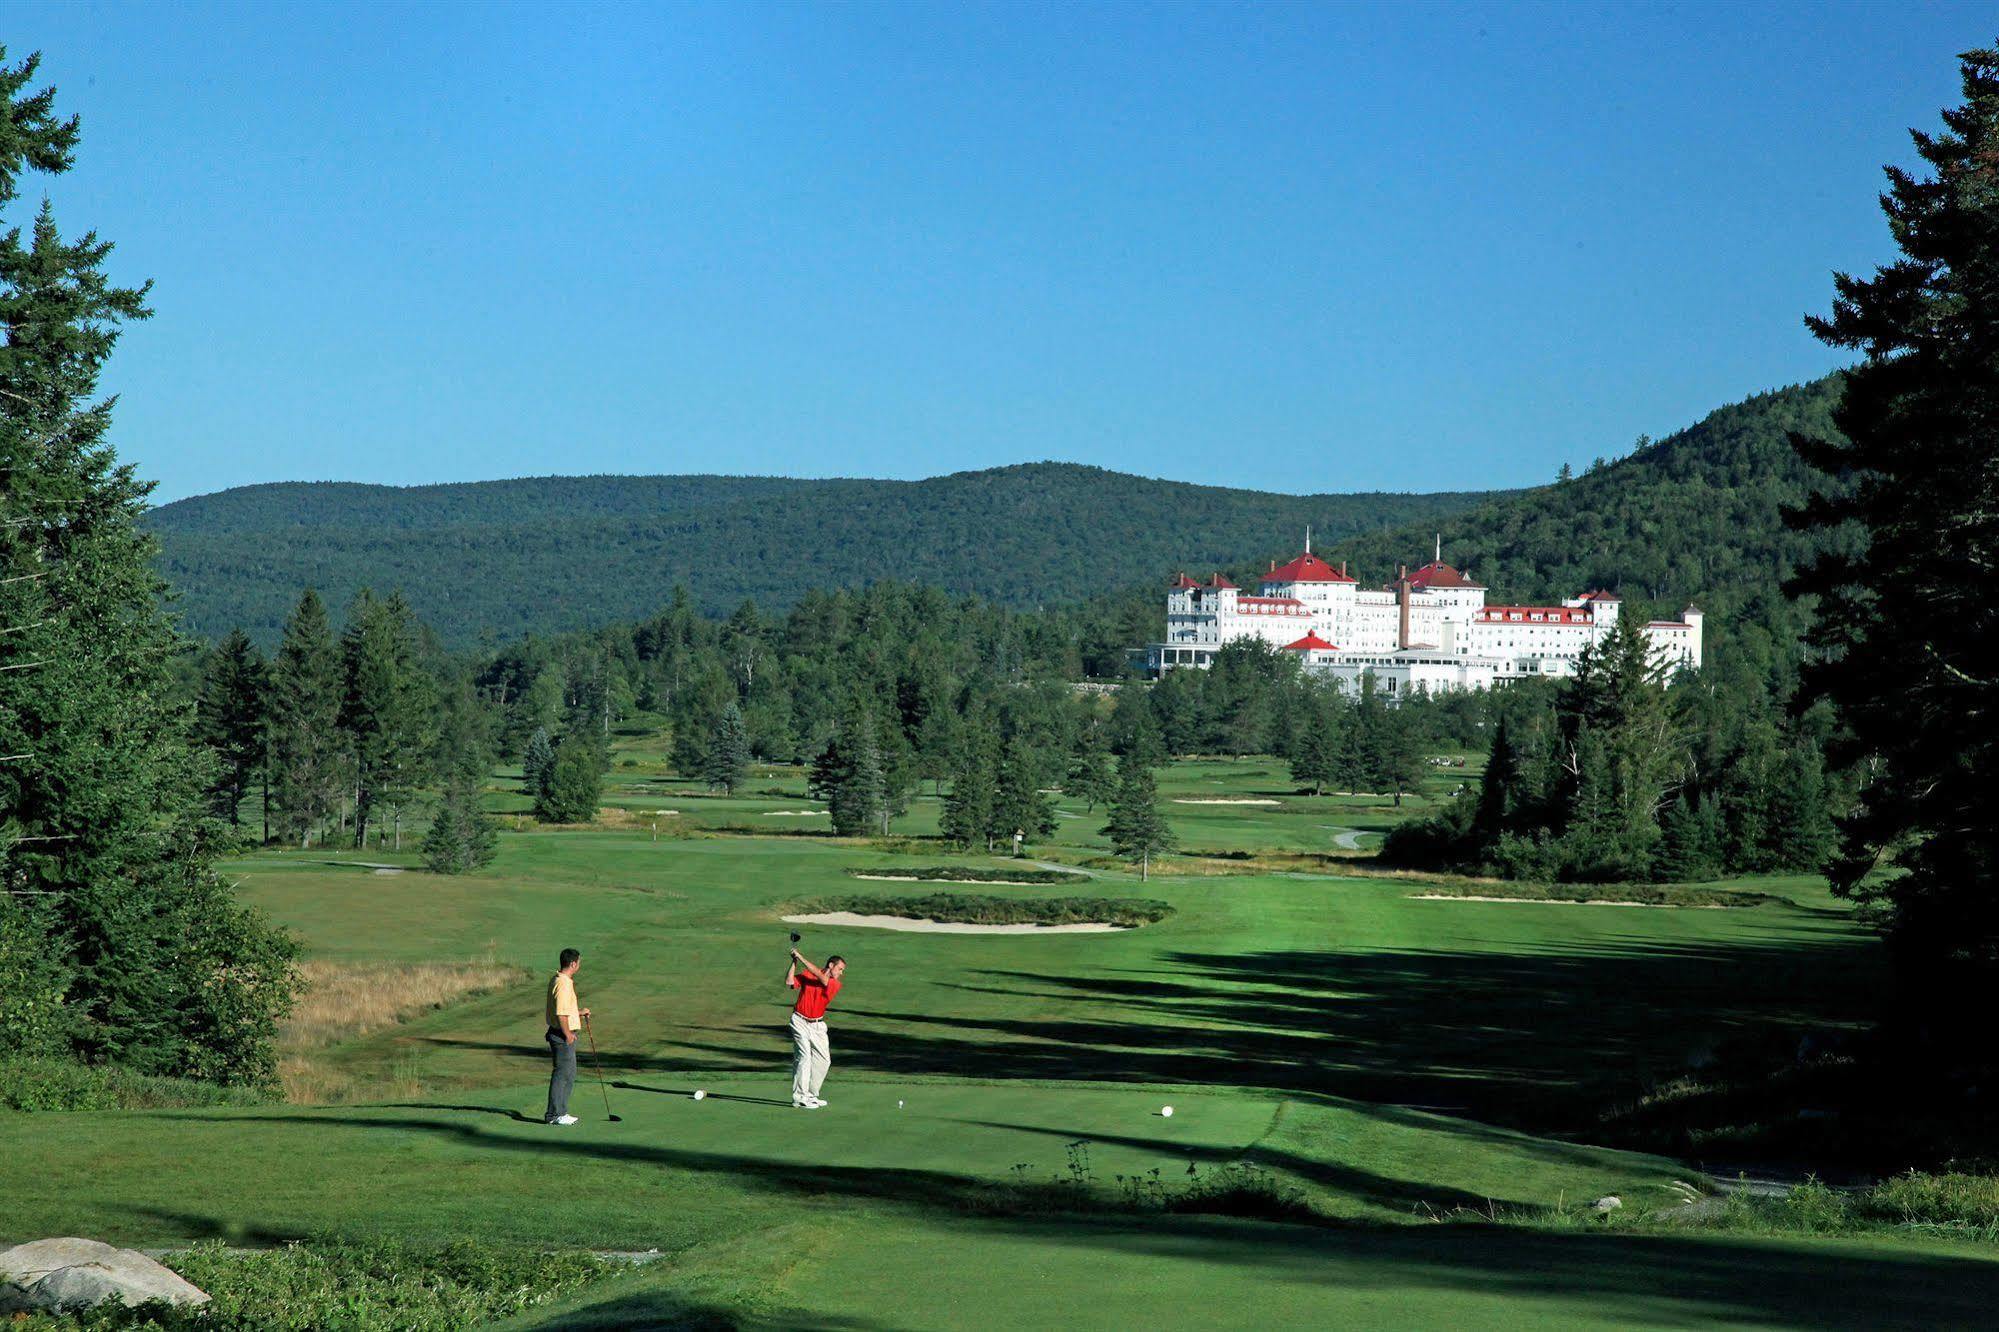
[279,960,525,1104]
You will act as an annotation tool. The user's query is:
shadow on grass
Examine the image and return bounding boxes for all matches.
[611,1080,795,1108]
[143,1109,1999,1329]
[659,928,1881,1138]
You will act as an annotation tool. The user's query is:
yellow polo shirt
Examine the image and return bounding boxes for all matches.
[546,973,580,1030]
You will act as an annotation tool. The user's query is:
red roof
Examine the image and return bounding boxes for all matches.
[1169,573,1201,589]
[1577,589,1622,603]
[1477,606,1595,624]
[1206,574,1238,590]
[1281,632,1339,652]
[1403,561,1484,590]
[1238,595,1307,610]
[1262,552,1355,584]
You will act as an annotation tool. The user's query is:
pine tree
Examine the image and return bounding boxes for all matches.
[1765,742,1834,873]
[828,712,891,837]
[992,737,1056,854]
[1548,617,1683,879]
[1373,705,1429,808]
[0,54,297,1081]
[522,726,556,800]
[702,701,750,794]
[1067,723,1117,811]
[195,628,268,827]
[1103,758,1175,880]
[422,774,497,875]
[268,589,343,848]
[535,735,602,823]
[1657,792,1724,882]
[1472,717,1517,841]
[1289,706,1337,796]
[339,591,436,850]
[940,729,998,851]
[1787,57,1999,1037]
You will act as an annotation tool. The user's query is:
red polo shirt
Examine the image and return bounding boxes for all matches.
[791,973,841,1020]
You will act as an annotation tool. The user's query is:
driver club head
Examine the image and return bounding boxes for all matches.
[789,932,802,944]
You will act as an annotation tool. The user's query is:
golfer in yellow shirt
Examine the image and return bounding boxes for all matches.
[544,948,590,1125]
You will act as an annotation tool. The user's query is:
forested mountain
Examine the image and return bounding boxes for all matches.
[1318,375,1849,637]
[150,465,1495,646]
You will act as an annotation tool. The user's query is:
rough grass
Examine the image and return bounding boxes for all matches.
[278,960,524,1104]
[9,1238,610,1331]
[785,892,1174,927]
[843,865,1091,885]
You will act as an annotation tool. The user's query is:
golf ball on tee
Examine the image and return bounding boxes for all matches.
[898,1099,905,1109]
[693,1090,707,1101]
[1161,1105,1174,1117]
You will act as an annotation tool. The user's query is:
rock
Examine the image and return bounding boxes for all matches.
[0,1237,209,1313]
[1592,1196,1623,1214]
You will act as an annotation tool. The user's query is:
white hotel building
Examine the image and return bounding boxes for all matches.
[1145,538,1703,697]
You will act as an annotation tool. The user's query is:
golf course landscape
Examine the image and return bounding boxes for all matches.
[8,746,1996,1328]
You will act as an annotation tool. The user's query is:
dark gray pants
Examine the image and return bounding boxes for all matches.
[545,1026,576,1121]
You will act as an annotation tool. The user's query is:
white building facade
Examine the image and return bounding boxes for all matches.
[1146,538,1702,696]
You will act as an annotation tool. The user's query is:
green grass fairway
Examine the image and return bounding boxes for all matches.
[6,753,1994,1327]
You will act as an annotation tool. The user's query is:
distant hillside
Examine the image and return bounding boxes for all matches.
[150,465,1497,646]
[1314,374,1849,659]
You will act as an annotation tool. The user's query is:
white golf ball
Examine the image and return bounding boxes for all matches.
[898,1099,905,1109]
[693,1089,707,1101]
[1161,1105,1174,1117]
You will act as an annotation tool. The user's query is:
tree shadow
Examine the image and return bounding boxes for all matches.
[667,930,1880,1140]
[142,1110,1999,1329]
[611,1080,794,1108]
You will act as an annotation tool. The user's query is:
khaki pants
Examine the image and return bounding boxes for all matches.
[790,1011,830,1103]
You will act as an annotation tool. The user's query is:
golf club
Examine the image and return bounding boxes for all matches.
[581,1013,622,1122]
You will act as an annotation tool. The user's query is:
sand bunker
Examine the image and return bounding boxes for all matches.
[1408,894,1725,909]
[781,912,1127,935]
[762,810,822,817]
[1173,798,1280,806]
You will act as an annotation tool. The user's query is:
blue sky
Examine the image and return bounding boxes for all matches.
[5,2,1989,502]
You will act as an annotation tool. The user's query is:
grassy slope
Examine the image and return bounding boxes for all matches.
[3,753,1989,1327]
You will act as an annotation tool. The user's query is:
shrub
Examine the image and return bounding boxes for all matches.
[9,1238,609,1331]
[0,1057,273,1113]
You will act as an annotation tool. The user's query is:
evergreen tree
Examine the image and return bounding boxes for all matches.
[1373,704,1429,807]
[422,773,498,875]
[535,735,602,823]
[1289,705,1338,796]
[521,726,556,799]
[940,728,998,851]
[1789,51,1999,1038]
[0,55,296,1081]
[339,590,435,849]
[1657,792,1724,882]
[827,712,892,837]
[1067,723,1117,811]
[267,589,343,848]
[1765,742,1835,874]
[702,701,750,794]
[1103,757,1175,880]
[1472,717,1517,841]
[195,628,268,827]
[1548,617,1683,879]
[992,737,1056,854]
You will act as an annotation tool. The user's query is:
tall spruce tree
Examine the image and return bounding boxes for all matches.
[1067,723,1117,811]
[535,734,602,823]
[703,701,750,794]
[1289,706,1338,796]
[521,725,556,800]
[0,53,296,1081]
[940,726,998,851]
[339,590,435,849]
[1104,757,1174,880]
[195,628,268,827]
[992,737,1056,853]
[827,711,892,837]
[267,588,342,848]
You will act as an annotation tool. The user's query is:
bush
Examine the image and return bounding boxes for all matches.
[843,865,1090,885]
[0,902,72,1059]
[1409,881,1790,908]
[0,1057,274,1112]
[788,893,1172,928]
[10,1238,610,1331]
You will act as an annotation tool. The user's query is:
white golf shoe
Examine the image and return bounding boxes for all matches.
[551,1114,579,1125]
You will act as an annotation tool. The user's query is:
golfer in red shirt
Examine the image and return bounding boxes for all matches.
[787,948,846,1109]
